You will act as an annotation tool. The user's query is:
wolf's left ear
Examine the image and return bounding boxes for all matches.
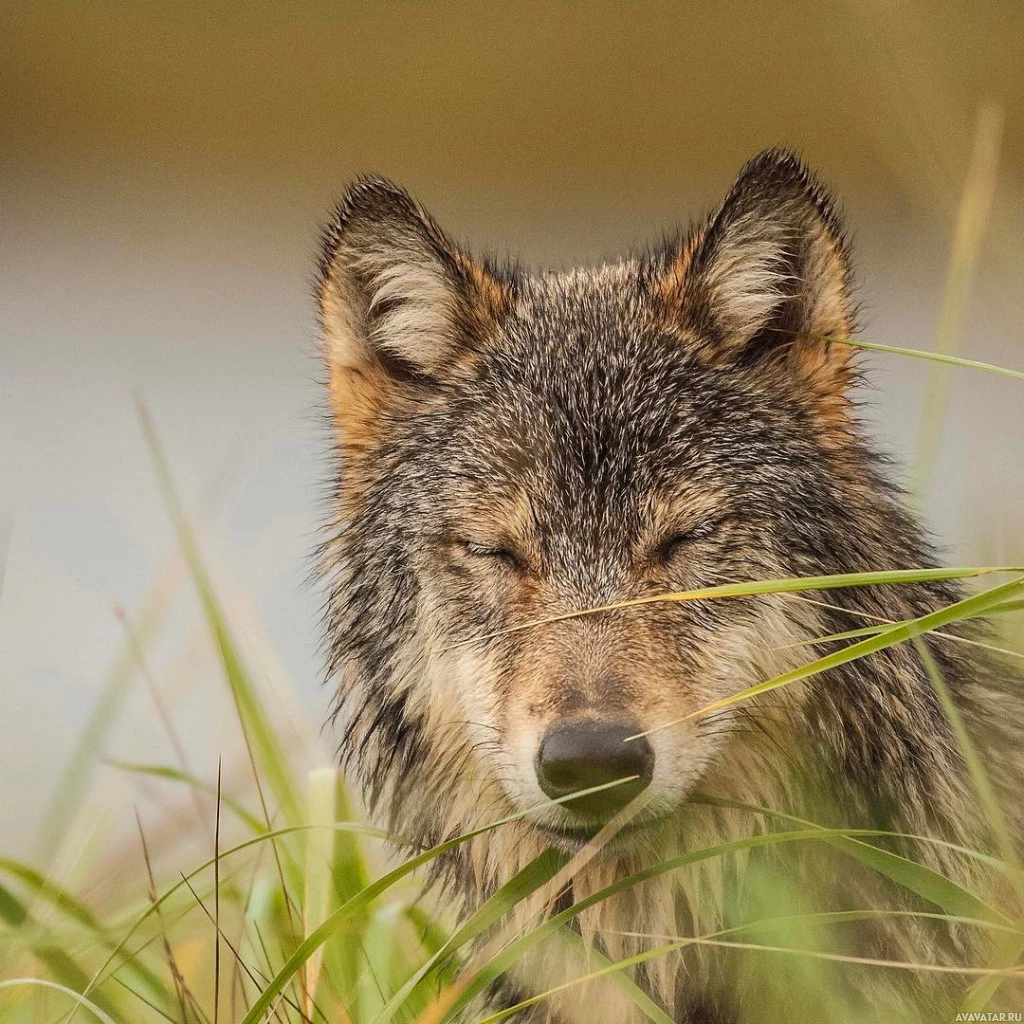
[659,148,856,401]
[317,178,507,450]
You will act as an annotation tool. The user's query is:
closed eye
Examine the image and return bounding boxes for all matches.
[654,520,722,563]
[457,540,524,571]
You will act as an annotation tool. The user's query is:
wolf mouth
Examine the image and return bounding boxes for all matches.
[535,814,654,852]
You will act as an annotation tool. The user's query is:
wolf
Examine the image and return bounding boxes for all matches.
[316,149,1020,1022]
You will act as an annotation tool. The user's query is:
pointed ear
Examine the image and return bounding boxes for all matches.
[658,149,857,406]
[317,178,507,452]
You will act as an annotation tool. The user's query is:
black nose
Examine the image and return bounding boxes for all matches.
[536,721,654,817]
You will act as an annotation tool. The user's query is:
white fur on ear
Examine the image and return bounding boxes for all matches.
[317,177,498,384]
[697,212,801,344]
[355,249,460,374]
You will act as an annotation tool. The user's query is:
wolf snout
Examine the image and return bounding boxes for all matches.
[535,720,654,816]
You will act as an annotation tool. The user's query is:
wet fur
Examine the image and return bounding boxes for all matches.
[316,150,1020,1021]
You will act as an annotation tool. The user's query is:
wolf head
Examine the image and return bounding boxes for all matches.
[318,149,874,852]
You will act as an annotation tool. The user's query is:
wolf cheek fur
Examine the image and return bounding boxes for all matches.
[316,149,1017,1022]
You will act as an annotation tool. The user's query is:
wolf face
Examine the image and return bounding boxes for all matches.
[317,150,876,852]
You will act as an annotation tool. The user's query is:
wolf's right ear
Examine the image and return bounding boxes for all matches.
[317,178,507,451]
[655,149,857,415]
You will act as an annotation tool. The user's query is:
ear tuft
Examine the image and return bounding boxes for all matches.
[658,148,857,402]
[317,178,507,449]
[318,178,501,377]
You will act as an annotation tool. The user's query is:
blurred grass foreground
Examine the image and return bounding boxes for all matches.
[3,108,1024,1024]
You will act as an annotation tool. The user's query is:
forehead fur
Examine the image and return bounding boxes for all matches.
[444,261,809,474]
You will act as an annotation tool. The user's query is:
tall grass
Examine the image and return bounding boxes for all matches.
[2,110,1023,1021]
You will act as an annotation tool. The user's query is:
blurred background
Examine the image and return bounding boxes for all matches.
[2,1,1023,865]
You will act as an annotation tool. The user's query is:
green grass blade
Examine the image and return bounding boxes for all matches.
[479,913,1024,1023]
[912,102,1003,493]
[460,566,1023,646]
[822,335,1024,382]
[355,902,405,1020]
[0,857,104,931]
[402,906,450,958]
[914,640,1024,889]
[637,575,1024,737]
[711,908,1018,937]
[82,821,386,1003]
[914,638,1024,1017]
[959,925,1024,1016]
[302,768,338,1019]
[329,772,371,902]
[553,928,676,1024]
[106,760,267,834]
[476,937,687,1024]
[372,848,566,1024]
[137,400,302,826]
[824,837,1005,925]
[691,795,1007,922]
[0,882,28,927]
[0,861,170,1013]
[0,888,127,1022]
[0,979,120,1024]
